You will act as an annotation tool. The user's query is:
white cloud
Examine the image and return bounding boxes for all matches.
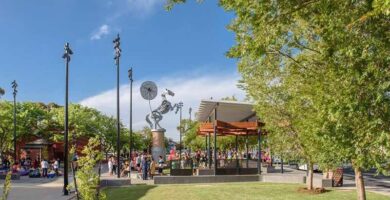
[79,72,246,140]
[90,24,110,40]
[127,0,164,15]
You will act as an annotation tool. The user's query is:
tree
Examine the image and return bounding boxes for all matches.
[168,1,389,199]
[70,137,106,200]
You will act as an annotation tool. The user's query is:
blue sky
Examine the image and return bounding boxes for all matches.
[0,0,245,139]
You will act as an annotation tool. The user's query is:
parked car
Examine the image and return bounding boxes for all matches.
[298,164,320,172]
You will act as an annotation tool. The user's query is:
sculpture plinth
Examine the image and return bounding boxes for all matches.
[151,128,166,162]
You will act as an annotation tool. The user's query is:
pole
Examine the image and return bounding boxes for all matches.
[128,68,133,164]
[11,81,17,162]
[62,43,72,196]
[246,131,249,168]
[257,128,261,174]
[236,135,239,174]
[208,133,211,169]
[113,34,121,179]
[213,104,218,175]
[179,105,182,161]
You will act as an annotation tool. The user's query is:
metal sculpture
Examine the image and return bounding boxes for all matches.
[140,81,179,129]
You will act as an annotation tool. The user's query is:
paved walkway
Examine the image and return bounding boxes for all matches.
[0,175,75,200]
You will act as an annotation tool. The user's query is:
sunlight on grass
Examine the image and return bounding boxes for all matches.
[104,182,388,200]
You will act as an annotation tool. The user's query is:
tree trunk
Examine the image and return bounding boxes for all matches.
[354,167,366,200]
[323,169,329,179]
[307,162,314,190]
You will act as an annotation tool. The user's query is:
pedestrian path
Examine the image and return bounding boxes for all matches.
[0,176,74,200]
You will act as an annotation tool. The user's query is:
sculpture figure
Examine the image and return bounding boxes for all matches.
[146,89,179,129]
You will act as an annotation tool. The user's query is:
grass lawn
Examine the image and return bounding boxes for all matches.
[104,182,388,200]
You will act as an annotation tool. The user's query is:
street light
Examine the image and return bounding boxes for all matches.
[113,34,121,179]
[128,68,133,164]
[189,107,192,121]
[62,42,73,196]
[0,87,5,98]
[176,102,183,160]
[11,80,17,162]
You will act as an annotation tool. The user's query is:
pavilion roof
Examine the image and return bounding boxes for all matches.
[196,100,266,136]
[197,100,257,122]
[198,120,266,136]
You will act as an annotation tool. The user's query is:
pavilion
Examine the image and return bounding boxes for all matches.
[196,99,266,175]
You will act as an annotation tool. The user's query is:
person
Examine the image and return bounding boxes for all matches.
[41,159,48,177]
[136,154,141,172]
[112,157,117,175]
[108,157,113,176]
[33,158,39,169]
[150,158,156,179]
[72,154,79,172]
[158,156,164,175]
[142,157,149,180]
[53,159,59,176]
[12,162,19,173]
[120,161,130,177]
[57,158,61,169]
[47,168,56,178]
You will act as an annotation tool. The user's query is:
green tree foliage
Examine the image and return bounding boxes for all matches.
[0,157,13,200]
[130,127,170,153]
[168,0,389,198]
[0,102,13,155]
[0,102,139,158]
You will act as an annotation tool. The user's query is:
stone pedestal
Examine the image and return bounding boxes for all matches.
[151,128,166,162]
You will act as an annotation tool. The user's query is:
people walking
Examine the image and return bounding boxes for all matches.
[158,156,164,175]
[112,157,117,175]
[150,158,156,179]
[142,157,149,180]
[41,159,48,177]
[53,159,59,176]
[108,157,113,176]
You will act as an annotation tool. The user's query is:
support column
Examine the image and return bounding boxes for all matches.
[235,135,239,174]
[204,135,207,160]
[246,131,249,168]
[213,104,218,175]
[257,129,261,174]
[208,133,211,169]
[205,135,208,167]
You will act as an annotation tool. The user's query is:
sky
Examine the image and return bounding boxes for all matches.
[0,0,246,140]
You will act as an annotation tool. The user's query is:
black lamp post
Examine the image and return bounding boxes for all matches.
[113,34,121,179]
[128,68,133,163]
[0,87,4,99]
[189,107,192,121]
[11,80,17,162]
[62,42,72,195]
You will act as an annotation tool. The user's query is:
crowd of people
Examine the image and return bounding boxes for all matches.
[165,149,271,169]
[104,148,270,180]
[107,152,165,180]
[0,155,61,178]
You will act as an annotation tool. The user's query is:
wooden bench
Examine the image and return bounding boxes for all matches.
[332,168,343,187]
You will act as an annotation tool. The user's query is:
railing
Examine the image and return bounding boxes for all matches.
[169,159,193,170]
[169,159,194,176]
[216,159,260,169]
